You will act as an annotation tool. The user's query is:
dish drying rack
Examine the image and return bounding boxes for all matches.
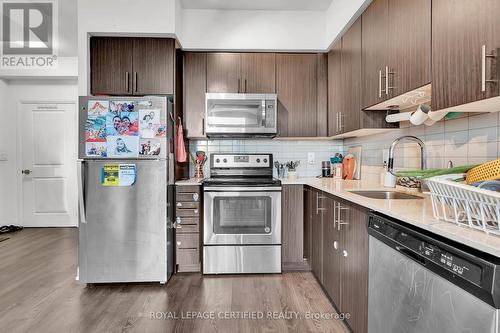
[427,174,500,236]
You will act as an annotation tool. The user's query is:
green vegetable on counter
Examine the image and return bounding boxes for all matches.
[396,164,478,179]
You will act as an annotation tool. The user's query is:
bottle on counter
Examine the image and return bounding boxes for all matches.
[332,153,343,179]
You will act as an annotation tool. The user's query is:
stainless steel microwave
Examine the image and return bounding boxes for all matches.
[205,93,277,138]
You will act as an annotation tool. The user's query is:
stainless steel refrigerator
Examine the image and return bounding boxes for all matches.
[77,96,174,284]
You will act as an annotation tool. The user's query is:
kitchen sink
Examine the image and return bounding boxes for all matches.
[349,191,423,200]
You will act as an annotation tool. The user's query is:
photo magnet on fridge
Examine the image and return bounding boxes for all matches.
[85,115,106,142]
[107,136,139,158]
[106,111,139,136]
[86,142,107,157]
[139,109,161,138]
[139,139,161,156]
[87,100,109,117]
[109,101,134,116]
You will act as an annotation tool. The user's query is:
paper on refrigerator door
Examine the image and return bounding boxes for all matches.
[102,164,137,186]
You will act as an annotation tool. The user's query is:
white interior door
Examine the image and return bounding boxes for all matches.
[19,102,77,227]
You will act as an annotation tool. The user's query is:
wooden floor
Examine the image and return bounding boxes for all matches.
[0,228,349,333]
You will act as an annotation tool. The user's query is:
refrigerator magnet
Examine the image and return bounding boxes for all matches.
[101,164,136,187]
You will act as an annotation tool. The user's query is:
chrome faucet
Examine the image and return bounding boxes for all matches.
[387,136,427,176]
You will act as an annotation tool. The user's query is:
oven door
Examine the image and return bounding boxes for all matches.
[204,186,281,245]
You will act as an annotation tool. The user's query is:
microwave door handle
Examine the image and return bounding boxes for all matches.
[262,100,266,127]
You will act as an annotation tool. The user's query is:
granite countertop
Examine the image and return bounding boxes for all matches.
[282,177,500,258]
[175,178,204,186]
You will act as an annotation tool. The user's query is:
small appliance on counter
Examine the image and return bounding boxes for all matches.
[322,161,332,177]
[77,96,175,284]
[203,153,281,274]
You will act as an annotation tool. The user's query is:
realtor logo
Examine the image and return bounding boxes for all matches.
[1,0,58,68]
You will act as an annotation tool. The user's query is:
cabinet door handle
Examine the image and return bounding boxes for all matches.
[202,118,205,135]
[134,72,138,93]
[482,45,497,92]
[333,241,339,250]
[244,79,247,93]
[342,250,348,257]
[337,202,349,231]
[385,66,389,96]
[237,78,240,93]
[125,72,130,92]
[378,69,382,98]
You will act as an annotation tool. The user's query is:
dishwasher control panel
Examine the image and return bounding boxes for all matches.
[369,214,497,294]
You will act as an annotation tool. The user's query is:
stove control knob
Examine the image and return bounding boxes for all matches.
[263,158,268,163]
[223,158,227,163]
[256,158,261,163]
[216,158,220,163]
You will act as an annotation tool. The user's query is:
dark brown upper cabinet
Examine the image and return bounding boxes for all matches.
[206,53,241,93]
[207,53,276,93]
[90,37,175,96]
[361,0,389,109]
[328,41,342,136]
[388,0,431,98]
[91,37,133,95]
[183,52,207,138]
[362,0,431,109]
[132,38,175,95]
[341,17,362,133]
[432,0,500,111]
[276,54,319,137]
[240,53,276,93]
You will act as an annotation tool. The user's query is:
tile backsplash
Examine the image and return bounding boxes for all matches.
[344,112,500,171]
[188,139,343,178]
[187,112,500,180]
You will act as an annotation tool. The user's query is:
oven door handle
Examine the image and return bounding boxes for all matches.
[204,186,282,192]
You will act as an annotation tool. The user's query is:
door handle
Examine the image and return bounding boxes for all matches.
[125,71,130,92]
[237,78,240,93]
[202,118,205,136]
[77,161,87,224]
[21,169,32,175]
[244,79,247,93]
[134,72,138,93]
[378,69,382,98]
[385,66,389,96]
[481,45,497,92]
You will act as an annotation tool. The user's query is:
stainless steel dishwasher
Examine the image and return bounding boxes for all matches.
[368,212,500,333]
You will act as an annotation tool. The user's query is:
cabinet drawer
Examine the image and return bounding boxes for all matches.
[176,234,199,249]
[176,223,199,233]
[176,185,201,194]
[176,192,200,202]
[176,248,200,271]
[176,207,200,217]
[176,201,199,209]
[176,217,199,225]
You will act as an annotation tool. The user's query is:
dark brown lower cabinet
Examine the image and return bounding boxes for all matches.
[310,188,324,283]
[322,195,342,308]
[282,185,310,270]
[308,189,369,333]
[338,199,369,333]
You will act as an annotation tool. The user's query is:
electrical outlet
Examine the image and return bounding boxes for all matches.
[307,152,315,165]
[0,152,7,161]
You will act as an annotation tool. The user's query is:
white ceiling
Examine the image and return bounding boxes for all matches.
[180,0,334,11]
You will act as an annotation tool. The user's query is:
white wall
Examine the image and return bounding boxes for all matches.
[0,79,78,226]
[77,0,180,95]
[181,9,326,51]
[324,0,371,49]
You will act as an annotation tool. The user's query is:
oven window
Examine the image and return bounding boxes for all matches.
[213,196,271,234]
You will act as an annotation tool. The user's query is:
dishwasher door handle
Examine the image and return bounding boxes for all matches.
[395,245,426,266]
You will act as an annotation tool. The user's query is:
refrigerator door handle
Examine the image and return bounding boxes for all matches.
[77,160,87,224]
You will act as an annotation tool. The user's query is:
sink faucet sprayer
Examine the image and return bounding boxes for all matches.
[387,136,427,176]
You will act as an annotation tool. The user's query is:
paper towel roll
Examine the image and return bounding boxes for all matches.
[386,112,413,123]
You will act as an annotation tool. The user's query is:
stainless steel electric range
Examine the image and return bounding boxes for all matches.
[203,153,282,274]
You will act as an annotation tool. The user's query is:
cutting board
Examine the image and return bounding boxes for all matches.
[346,146,362,180]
